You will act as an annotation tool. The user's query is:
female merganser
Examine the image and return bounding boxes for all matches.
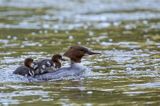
[35,54,65,75]
[32,46,100,81]
[13,58,38,77]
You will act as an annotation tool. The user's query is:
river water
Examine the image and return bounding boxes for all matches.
[0,0,160,105]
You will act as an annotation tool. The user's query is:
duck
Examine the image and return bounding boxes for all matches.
[13,58,38,77]
[35,54,65,75]
[32,46,100,81]
[13,54,65,77]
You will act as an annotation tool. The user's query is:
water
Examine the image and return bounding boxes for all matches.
[0,0,160,105]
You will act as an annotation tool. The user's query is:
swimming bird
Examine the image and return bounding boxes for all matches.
[13,58,38,77]
[13,54,65,76]
[35,54,65,75]
[32,46,100,81]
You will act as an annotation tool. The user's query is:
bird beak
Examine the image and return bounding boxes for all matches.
[87,50,101,55]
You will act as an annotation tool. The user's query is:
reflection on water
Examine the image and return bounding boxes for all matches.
[0,0,160,105]
[1,0,160,30]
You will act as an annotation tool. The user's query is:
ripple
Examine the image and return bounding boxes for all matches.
[128,82,160,88]
[1,0,160,30]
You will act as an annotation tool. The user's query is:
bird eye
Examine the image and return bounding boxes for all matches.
[70,46,73,49]
[79,49,84,52]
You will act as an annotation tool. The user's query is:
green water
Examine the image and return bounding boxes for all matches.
[0,0,160,105]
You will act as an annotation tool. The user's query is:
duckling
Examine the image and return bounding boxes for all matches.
[35,54,65,75]
[13,58,38,77]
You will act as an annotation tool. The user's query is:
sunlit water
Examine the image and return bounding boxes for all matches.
[0,0,160,105]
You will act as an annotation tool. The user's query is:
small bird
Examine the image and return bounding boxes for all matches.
[13,58,38,77]
[35,54,65,75]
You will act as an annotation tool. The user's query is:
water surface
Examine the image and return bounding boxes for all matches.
[0,0,160,105]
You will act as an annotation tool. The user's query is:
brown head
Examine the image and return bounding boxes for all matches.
[24,58,34,68]
[52,54,65,68]
[64,46,100,63]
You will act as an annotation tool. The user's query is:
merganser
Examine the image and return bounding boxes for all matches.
[32,46,100,81]
[13,54,65,77]
[35,54,65,75]
[13,58,38,77]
